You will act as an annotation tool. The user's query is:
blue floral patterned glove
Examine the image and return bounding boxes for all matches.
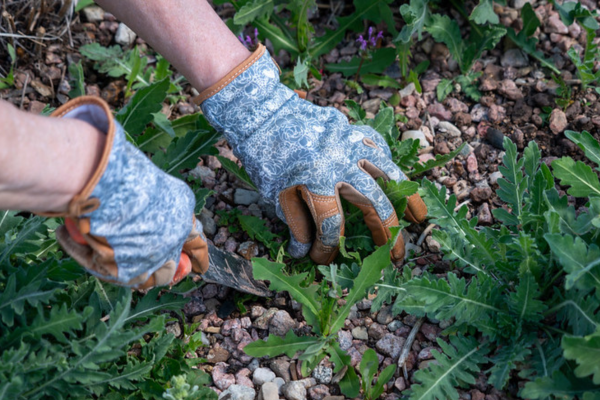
[46,97,209,288]
[199,45,427,264]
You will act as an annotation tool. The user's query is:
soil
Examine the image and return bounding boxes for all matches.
[1,1,599,400]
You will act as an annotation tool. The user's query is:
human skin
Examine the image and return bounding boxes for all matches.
[0,0,248,212]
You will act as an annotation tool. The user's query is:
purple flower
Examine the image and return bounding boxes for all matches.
[238,28,260,49]
[356,27,383,52]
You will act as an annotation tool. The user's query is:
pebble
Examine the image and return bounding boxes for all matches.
[269,310,296,336]
[219,384,256,400]
[387,320,403,332]
[214,227,229,245]
[501,49,528,68]
[82,6,105,22]
[466,153,479,174]
[498,79,524,100]
[470,104,488,123]
[427,103,452,121]
[401,130,429,147]
[248,358,260,372]
[477,203,493,226]
[254,308,278,330]
[337,330,353,351]
[375,334,406,359]
[235,189,261,205]
[165,323,181,337]
[489,171,503,185]
[352,326,369,340]
[399,82,416,98]
[200,209,217,236]
[213,362,236,391]
[376,306,394,325]
[549,109,568,134]
[421,323,440,341]
[282,381,307,400]
[437,121,461,138]
[236,369,254,389]
[270,358,292,382]
[426,236,441,252]
[470,187,492,203]
[238,241,259,260]
[308,384,330,400]
[225,237,238,253]
[394,377,407,391]
[253,368,276,385]
[260,381,279,400]
[207,346,231,364]
[356,299,372,311]
[312,366,333,384]
[368,323,386,340]
[362,98,381,114]
[114,23,136,46]
[546,14,569,34]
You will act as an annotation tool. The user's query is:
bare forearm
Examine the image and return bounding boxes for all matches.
[0,100,105,212]
[95,0,250,91]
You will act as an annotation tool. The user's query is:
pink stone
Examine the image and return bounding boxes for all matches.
[212,362,235,391]
[466,153,478,174]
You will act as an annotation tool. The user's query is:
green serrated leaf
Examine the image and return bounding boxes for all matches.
[565,130,600,170]
[470,0,498,25]
[552,157,600,198]
[436,78,454,102]
[216,156,257,190]
[234,0,274,25]
[243,330,320,358]
[563,329,600,384]
[116,78,170,137]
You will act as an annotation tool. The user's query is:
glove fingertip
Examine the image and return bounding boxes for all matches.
[287,234,312,259]
[405,193,427,224]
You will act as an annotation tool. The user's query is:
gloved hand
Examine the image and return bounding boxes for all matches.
[42,97,209,289]
[199,44,427,264]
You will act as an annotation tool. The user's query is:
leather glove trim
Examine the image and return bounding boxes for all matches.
[196,44,267,105]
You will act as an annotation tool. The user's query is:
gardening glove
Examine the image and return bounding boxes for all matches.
[41,96,209,289]
[198,44,427,265]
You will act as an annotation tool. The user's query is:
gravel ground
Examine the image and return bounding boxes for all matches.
[1,1,599,399]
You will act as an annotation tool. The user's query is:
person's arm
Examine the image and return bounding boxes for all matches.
[94,0,250,92]
[0,99,105,212]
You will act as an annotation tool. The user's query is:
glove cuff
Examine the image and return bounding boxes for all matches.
[38,96,115,218]
[196,44,267,105]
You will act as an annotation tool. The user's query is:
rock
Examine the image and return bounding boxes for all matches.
[114,23,136,46]
[370,89,394,101]
[470,104,488,123]
[31,80,53,97]
[269,310,296,336]
[426,236,441,252]
[199,209,217,236]
[236,369,254,389]
[312,366,333,384]
[435,141,450,155]
[308,384,330,400]
[225,237,238,253]
[470,187,492,203]
[466,153,479,174]
[352,326,369,340]
[362,98,381,114]
[401,130,429,147]
[260,382,280,400]
[214,227,229,245]
[274,377,286,391]
[375,334,405,359]
[376,306,394,325]
[238,241,259,260]
[478,203,493,226]
[549,109,568,134]
[427,103,452,121]
[418,347,435,360]
[498,79,524,100]
[471,389,486,400]
[445,98,469,113]
[394,377,406,391]
[219,384,256,400]
[235,189,261,205]
[165,323,181,337]
[207,346,231,364]
[399,82,416,98]
[337,330,353,351]
[356,299,372,310]
[479,78,498,91]
[437,121,461,138]
[270,358,292,382]
[254,308,278,330]
[82,6,105,22]
[455,112,472,127]
[282,381,307,400]
[190,165,216,180]
[421,323,440,341]
[387,320,403,332]
[489,171,503,185]
[253,368,276,385]
[501,49,528,68]
[546,14,569,34]
[213,362,236,391]
[368,323,386,340]
[512,0,533,8]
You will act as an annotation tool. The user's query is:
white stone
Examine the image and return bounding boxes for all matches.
[253,368,276,386]
[219,384,256,400]
[401,130,430,147]
[82,6,104,22]
[437,121,462,138]
[115,23,136,46]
